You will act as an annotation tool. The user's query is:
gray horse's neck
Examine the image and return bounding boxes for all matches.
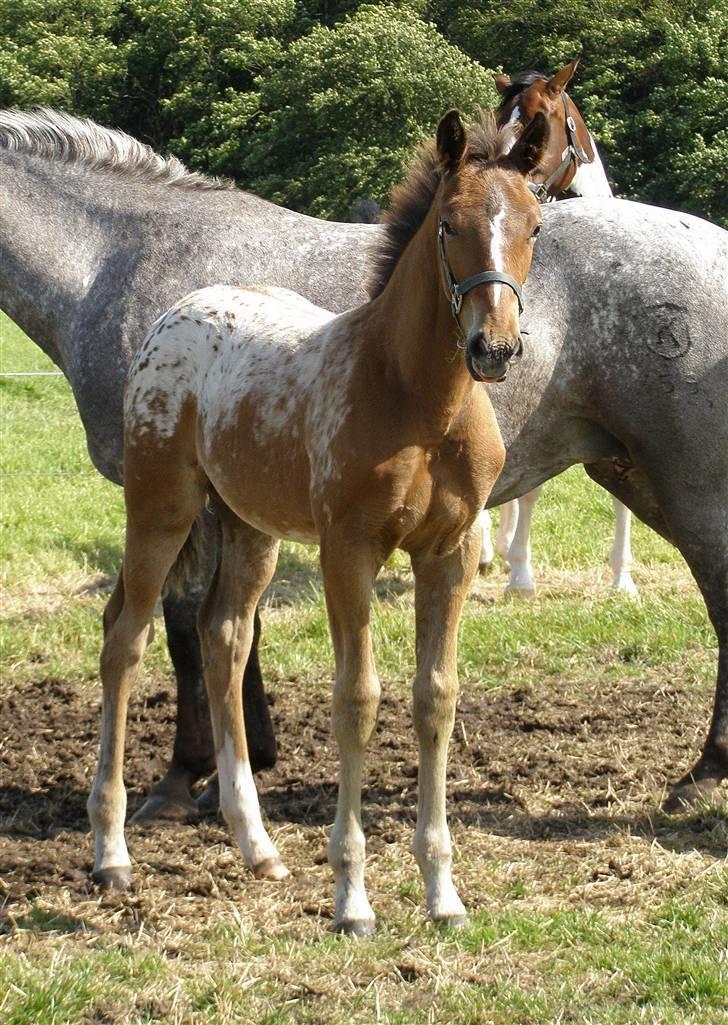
[0,155,114,370]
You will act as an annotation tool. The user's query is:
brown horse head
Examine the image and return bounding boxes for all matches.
[434,109,549,382]
[494,61,596,198]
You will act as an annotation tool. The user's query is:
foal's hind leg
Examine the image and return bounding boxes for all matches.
[88,512,201,888]
[197,513,287,879]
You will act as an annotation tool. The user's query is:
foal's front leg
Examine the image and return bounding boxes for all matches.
[321,533,382,935]
[411,523,481,926]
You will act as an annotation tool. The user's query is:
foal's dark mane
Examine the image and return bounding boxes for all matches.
[496,71,549,113]
[367,113,514,300]
[0,107,233,191]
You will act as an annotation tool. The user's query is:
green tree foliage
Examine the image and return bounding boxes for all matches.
[237,4,496,218]
[0,1,725,224]
[0,0,125,120]
[120,0,295,165]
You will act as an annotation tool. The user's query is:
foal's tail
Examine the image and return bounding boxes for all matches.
[163,509,218,598]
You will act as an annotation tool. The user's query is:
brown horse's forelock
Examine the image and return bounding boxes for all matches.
[366,113,516,300]
[496,71,549,114]
[0,107,233,191]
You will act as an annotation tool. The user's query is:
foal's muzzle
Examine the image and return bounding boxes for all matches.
[465,332,524,383]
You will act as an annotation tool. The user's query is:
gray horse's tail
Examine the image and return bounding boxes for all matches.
[163,514,210,598]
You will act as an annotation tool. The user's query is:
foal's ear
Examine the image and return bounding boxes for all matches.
[493,73,511,96]
[509,111,550,176]
[545,59,579,97]
[436,110,467,173]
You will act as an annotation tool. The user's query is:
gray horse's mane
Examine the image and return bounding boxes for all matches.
[367,112,515,300]
[0,107,234,191]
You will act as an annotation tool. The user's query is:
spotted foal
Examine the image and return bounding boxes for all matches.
[87,109,548,933]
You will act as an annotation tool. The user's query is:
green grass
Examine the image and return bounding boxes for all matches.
[1,311,725,1025]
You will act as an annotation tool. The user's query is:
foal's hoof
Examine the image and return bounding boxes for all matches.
[662,777,724,814]
[334,918,376,938]
[252,858,290,881]
[92,865,133,891]
[130,791,199,825]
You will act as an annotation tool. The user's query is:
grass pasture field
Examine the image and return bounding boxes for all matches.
[1,309,726,1024]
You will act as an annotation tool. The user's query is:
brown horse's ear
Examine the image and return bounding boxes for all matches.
[493,73,511,96]
[509,111,550,176]
[436,110,467,173]
[545,59,579,97]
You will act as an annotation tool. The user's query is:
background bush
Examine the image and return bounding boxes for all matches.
[0,0,726,225]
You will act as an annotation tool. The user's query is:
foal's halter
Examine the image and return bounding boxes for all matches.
[437,217,525,340]
[527,93,593,203]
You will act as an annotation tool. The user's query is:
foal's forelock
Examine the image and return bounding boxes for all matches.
[366,115,516,301]
[0,107,233,191]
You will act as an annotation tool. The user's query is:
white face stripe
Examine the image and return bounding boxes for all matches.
[489,207,506,306]
[507,103,522,125]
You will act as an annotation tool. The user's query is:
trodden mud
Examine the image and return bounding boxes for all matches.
[1,664,725,939]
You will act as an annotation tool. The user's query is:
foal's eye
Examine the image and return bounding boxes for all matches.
[441,219,456,236]
[530,224,542,239]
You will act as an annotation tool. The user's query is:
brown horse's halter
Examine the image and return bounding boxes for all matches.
[437,217,525,342]
[528,93,594,203]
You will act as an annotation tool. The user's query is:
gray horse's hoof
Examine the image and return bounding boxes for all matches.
[130,791,199,825]
[334,918,377,938]
[662,777,724,813]
[92,865,133,891]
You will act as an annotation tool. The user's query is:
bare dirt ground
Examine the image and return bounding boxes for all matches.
[1,666,725,942]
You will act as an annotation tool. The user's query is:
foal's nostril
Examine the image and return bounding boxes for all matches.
[467,331,488,359]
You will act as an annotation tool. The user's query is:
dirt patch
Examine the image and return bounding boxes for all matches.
[0,671,724,936]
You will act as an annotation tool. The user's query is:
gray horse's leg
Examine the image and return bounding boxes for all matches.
[586,460,727,808]
[660,538,728,810]
[131,511,276,823]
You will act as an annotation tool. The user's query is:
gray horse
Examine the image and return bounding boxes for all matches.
[1,109,726,817]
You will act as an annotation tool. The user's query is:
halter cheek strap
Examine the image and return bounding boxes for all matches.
[528,93,594,203]
[437,218,525,328]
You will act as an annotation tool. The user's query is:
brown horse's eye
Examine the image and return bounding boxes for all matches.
[441,219,456,236]
[530,224,542,239]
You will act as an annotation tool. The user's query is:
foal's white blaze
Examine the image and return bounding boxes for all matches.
[489,207,506,306]
[218,733,288,876]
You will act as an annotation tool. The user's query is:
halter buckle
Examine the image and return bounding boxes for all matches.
[450,287,463,317]
[528,180,551,203]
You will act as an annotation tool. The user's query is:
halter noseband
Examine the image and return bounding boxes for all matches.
[528,93,593,203]
[437,218,525,336]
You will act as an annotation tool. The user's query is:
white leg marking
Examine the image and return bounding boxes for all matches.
[218,734,288,877]
[505,486,543,596]
[495,500,519,569]
[610,498,638,595]
[478,509,495,570]
[89,780,130,876]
